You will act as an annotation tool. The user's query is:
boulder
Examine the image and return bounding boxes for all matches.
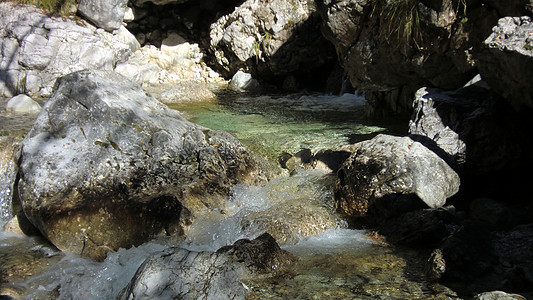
[0,2,139,98]
[335,134,460,226]
[409,83,533,199]
[318,0,501,115]
[118,233,298,299]
[209,0,336,87]
[478,16,533,110]
[18,70,268,260]
[77,0,128,32]
[6,94,41,114]
[229,71,261,92]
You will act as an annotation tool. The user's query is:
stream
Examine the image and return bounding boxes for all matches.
[0,92,457,299]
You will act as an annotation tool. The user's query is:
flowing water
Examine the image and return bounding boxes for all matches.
[0,93,456,299]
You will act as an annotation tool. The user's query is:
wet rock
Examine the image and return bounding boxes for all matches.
[119,233,298,300]
[474,291,526,300]
[246,199,337,245]
[209,0,336,87]
[0,136,21,220]
[478,16,533,110]
[377,207,459,247]
[0,3,139,98]
[335,134,460,227]
[18,70,268,260]
[78,0,128,32]
[5,94,41,114]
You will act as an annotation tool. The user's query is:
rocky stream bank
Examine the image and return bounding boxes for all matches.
[1,0,533,299]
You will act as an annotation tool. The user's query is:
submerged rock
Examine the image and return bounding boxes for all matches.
[335,134,460,226]
[18,70,268,260]
[119,233,298,300]
[479,16,533,110]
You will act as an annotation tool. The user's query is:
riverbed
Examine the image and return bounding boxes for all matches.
[0,92,458,299]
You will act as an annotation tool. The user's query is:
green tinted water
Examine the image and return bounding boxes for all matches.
[168,91,404,160]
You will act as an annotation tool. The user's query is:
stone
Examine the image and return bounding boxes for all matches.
[335,134,460,226]
[160,80,217,103]
[0,136,21,220]
[78,0,128,32]
[318,0,501,116]
[17,70,268,260]
[474,291,526,300]
[409,83,533,199]
[5,94,41,114]
[478,16,533,110]
[0,3,138,98]
[118,233,298,299]
[209,0,336,85]
[229,71,261,92]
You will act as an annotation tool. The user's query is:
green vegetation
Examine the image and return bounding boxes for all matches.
[251,31,273,63]
[11,0,78,16]
[372,0,422,50]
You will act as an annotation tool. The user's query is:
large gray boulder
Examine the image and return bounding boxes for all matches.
[0,2,139,98]
[335,134,460,226]
[318,0,505,115]
[478,16,533,110]
[18,70,269,260]
[119,233,298,300]
[409,82,533,198]
[78,0,128,32]
[209,0,335,83]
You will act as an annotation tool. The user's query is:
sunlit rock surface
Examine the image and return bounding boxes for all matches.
[478,16,533,110]
[18,70,269,260]
[209,0,336,85]
[335,134,460,226]
[0,3,139,98]
[78,0,128,32]
[5,94,41,114]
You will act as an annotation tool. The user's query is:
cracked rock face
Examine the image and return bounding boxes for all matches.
[18,70,268,260]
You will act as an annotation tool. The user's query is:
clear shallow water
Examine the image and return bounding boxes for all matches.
[168,92,402,159]
[0,92,450,299]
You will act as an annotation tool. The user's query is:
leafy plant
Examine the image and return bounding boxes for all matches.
[372,0,422,50]
[250,31,273,63]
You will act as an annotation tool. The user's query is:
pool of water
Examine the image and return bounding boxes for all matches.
[0,92,455,299]
[167,91,404,160]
